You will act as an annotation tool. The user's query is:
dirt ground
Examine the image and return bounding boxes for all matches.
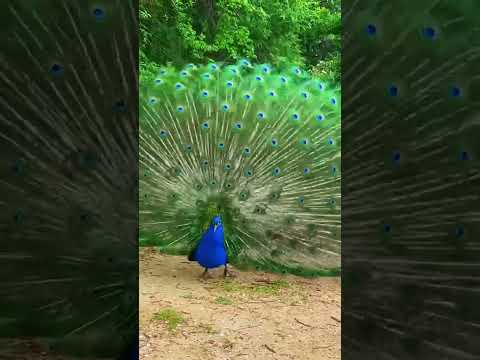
[140,247,341,360]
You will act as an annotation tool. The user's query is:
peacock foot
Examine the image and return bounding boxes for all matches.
[200,270,213,279]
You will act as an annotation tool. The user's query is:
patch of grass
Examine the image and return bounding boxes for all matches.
[215,296,233,305]
[218,280,244,293]
[153,308,184,330]
[214,279,291,298]
[251,279,290,296]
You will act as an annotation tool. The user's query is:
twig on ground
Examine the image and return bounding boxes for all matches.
[294,318,313,327]
[234,324,261,331]
[264,344,277,353]
[255,279,275,284]
[331,316,341,323]
[244,299,279,304]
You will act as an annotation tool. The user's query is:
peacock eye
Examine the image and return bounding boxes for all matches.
[451,86,462,97]
[328,138,334,145]
[257,112,265,119]
[331,98,337,104]
[93,7,105,18]
[455,226,464,237]
[222,104,230,111]
[255,76,263,81]
[226,81,234,88]
[422,26,436,39]
[292,113,299,120]
[366,24,377,35]
[202,122,209,129]
[316,114,324,121]
[177,106,185,112]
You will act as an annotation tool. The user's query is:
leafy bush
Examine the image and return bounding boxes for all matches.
[140,0,340,79]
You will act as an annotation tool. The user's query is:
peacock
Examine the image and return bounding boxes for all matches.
[139,60,341,276]
[187,215,229,278]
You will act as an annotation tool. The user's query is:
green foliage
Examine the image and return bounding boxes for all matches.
[153,308,185,330]
[140,0,340,81]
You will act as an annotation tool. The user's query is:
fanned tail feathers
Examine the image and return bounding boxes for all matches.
[140,60,341,275]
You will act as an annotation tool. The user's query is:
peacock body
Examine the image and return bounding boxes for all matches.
[140,60,341,276]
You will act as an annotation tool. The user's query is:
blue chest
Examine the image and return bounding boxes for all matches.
[194,225,227,269]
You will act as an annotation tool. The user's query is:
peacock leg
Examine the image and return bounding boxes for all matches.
[202,268,208,278]
[223,264,228,278]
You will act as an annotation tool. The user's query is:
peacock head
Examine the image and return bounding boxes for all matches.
[212,215,222,232]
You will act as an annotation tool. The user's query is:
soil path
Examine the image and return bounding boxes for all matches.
[140,247,341,360]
